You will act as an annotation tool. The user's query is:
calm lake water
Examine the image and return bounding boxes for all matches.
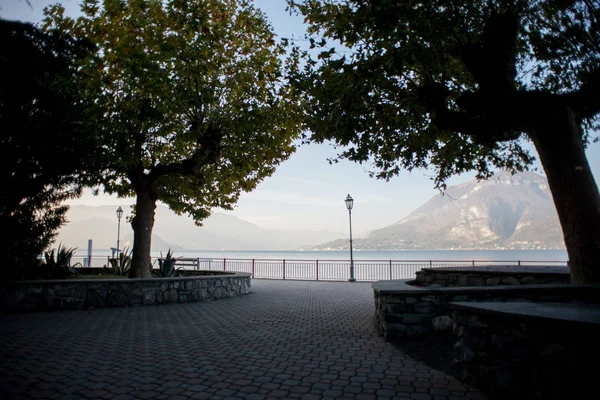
[82,248,568,262]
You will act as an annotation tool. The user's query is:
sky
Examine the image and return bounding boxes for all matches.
[3,0,600,237]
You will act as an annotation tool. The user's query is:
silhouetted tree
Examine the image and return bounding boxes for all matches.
[44,0,304,278]
[0,20,99,270]
[290,0,600,284]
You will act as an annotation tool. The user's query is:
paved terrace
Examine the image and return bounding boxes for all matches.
[0,280,487,400]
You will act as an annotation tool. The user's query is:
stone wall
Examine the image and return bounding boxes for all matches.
[415,266,570,287]
[372,279,599,338]
[0,272,252,312]
[451,302,599,399]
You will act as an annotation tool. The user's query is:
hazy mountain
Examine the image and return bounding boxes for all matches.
[55,205,344,251]
[55,216,177,252]
[314,171,565,250]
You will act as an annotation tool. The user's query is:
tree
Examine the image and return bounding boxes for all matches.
[44,0,303,278]
[289,0,600,284]
[0,20,99,271]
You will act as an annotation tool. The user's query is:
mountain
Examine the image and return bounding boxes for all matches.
[54,205,343,251]
[55,216,179,252]
[314,171,565,250]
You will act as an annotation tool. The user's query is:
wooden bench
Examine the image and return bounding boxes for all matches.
[173,257,199,270]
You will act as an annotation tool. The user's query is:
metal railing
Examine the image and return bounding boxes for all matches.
[70,256,568,282]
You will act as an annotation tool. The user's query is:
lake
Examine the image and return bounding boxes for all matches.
[81,248,568,262]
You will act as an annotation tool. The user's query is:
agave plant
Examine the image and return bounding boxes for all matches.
[40,244,80,278]
[154,249,181,277]
[44,244,76,268]
[109,247,132,276]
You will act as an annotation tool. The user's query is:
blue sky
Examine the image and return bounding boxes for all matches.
[3,0,600,236]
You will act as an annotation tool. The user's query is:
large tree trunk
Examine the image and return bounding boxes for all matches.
[129,189,157,278]
[529,106,600,284]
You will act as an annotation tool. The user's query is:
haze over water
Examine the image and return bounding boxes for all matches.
[80,249,568,263]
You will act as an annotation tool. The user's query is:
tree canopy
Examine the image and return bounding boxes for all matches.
[44,0,304,277]
[289,0,600,283]
[0,19,100,271]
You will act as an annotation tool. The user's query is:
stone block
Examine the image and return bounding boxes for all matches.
[385,303,406,313]
[106,292,129,307]
[500,276,520,286]
[491,334,515,350]
[413,303,434,313]
[178,292,190,302]
[520,276,537,285]
[84,290,106,308]
[422,295,444,304]
[55,288,72,298]
[403,314,424,324]
[73,284,86,300]
[468,277,485,286]
[486,277,501,286]
[143,290,155,305]
[432,315,454,332]
[163,289,178,303]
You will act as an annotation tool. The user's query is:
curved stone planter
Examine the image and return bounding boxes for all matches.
[0,271,251,312]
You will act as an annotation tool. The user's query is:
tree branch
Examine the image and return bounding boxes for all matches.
[566,67,600,121]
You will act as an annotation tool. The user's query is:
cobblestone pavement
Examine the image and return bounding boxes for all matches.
[0,280,488,400]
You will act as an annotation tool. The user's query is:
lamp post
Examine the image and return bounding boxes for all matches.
[345,194,356,282]
[116,206,123,255]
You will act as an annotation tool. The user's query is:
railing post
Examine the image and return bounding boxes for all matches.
[251,259,255,278]
[389,260,392,280]
[518,260,521,266]
[316,259,319,281]
[283,259,286,280]
[472,260,475,267]
[224,258,226,271]
[197,257,200,270]
[429,260,432,267]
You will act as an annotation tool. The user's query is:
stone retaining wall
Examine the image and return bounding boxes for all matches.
[451,302,600,399]
[415,266,570,287]
[0,271,252,312]
[372,279,600,338]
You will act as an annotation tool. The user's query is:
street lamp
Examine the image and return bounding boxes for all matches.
[116,206,123,255]
[345,194,356,282]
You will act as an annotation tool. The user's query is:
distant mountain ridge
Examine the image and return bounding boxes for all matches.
[314,171,565,250]
[55,205,344,251]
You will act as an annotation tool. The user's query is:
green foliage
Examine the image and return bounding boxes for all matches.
[153,249,181,278]
[44,0,304,277]
[44,244,77,268]
[8,244,82,280]
[109,248,132,276]
[0,19,104,270]
[288,0,600,188]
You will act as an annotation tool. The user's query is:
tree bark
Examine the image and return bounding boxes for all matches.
[129,189,157,279]
[529,107,600,284]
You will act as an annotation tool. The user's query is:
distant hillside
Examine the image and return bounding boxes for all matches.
[55,216,179,252]
[314,171,565,250]
[55,205,344,251]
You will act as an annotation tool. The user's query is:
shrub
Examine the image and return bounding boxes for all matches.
[108,247,132,276]
[154,249,181,278]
